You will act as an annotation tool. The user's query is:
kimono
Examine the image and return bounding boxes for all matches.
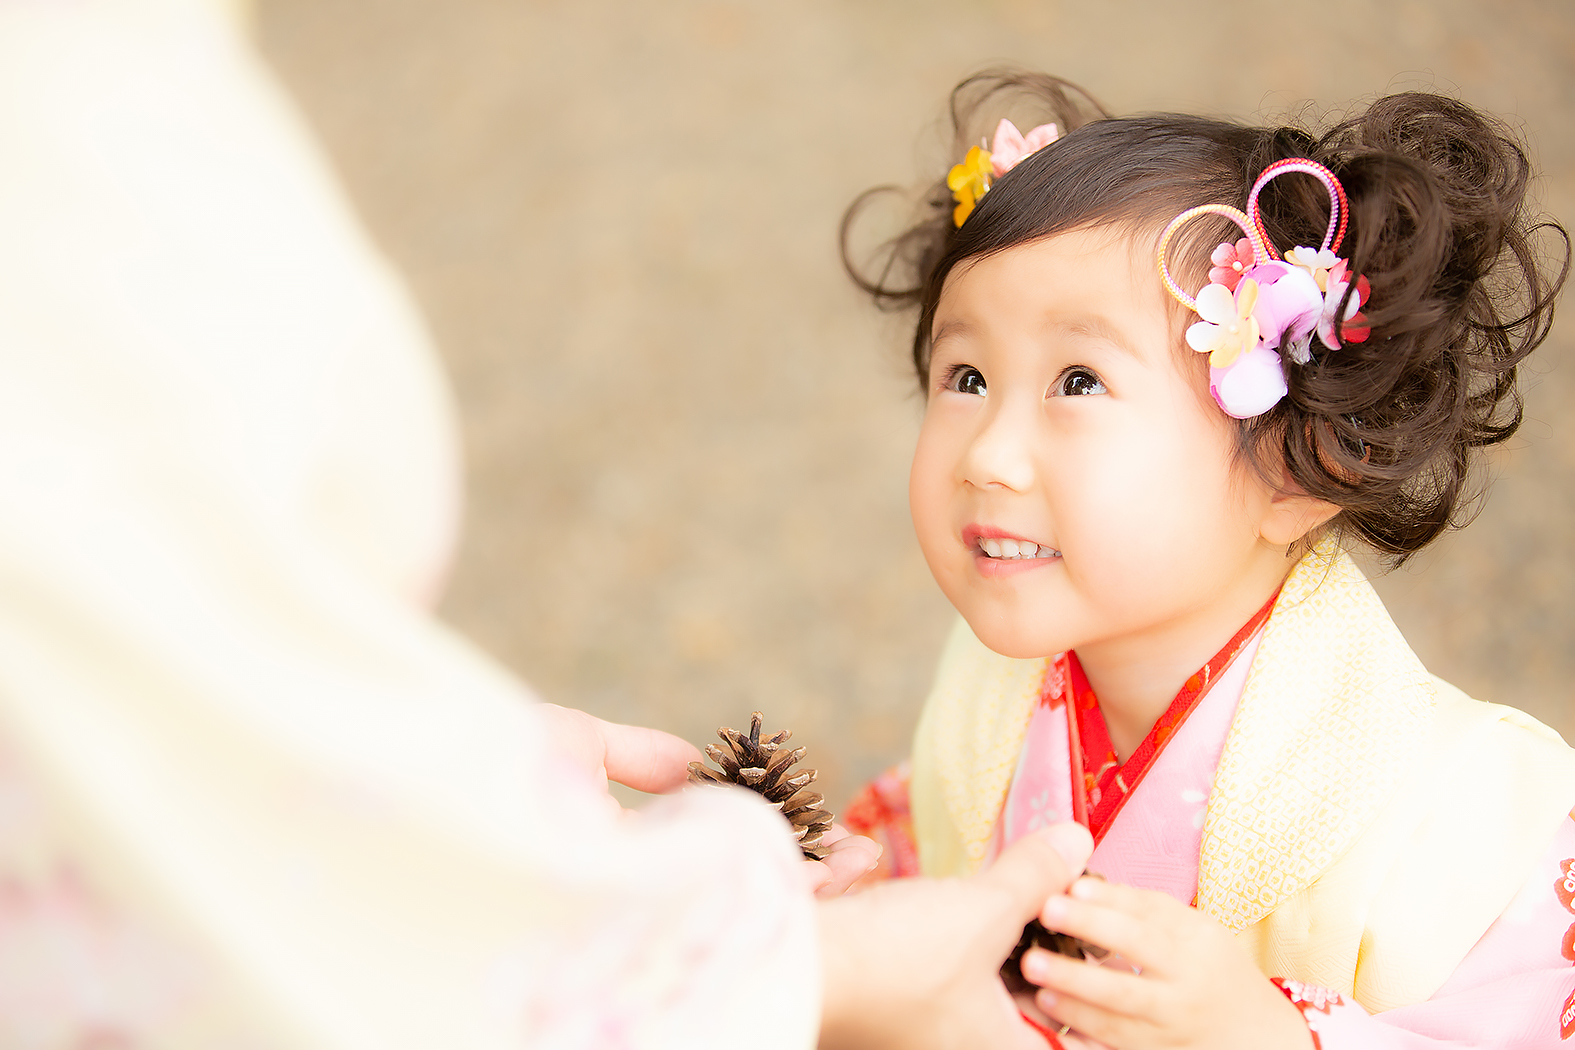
[848,542,1575,1045]
[0,2,816,1046]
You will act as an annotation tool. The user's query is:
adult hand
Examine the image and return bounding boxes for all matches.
[803,824,884,898]
[537,704,883,892]
[817,821,1095,1050]
[535,703,701,798]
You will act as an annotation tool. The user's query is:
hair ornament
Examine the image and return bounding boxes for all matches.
[1156,158,1370,419]
[947,118,1060,227]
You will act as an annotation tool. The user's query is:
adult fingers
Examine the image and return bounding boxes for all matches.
[969,823,1097,965]
[815,830,883,896]
[994,1012,1076,1050]
[534,704,607,780]
[979,822,1095,925]
[598,718,704,793]
[799,859,835,894]
[966,989,1078,1050]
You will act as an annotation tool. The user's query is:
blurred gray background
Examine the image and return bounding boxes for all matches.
[256,0,1575,809]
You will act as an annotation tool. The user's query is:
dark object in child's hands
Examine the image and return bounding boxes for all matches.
[687,711,834,860]
[1000,879,1110,994]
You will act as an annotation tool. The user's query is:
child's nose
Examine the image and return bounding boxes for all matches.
[960,400,1036,492]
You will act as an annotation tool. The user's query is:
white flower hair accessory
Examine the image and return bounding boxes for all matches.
[1155,159,1371,418]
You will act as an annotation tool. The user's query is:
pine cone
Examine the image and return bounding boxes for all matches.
[1000,876,1109,993]
[687,712,834,860]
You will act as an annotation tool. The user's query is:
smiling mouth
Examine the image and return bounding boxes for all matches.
[977,537,1061,560]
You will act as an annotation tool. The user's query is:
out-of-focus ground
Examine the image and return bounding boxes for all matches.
[257,0,1575,810]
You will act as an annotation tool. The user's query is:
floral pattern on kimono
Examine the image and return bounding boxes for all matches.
[844,762,921,884]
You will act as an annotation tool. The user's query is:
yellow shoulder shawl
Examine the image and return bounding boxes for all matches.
[910,543,1575,1011]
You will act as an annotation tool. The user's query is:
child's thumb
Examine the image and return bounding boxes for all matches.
[978,822,1095,924]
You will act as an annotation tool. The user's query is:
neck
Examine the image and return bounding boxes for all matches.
[1075,555,1291,762]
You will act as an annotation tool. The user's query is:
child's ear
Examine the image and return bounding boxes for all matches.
[1259,473,1342,547]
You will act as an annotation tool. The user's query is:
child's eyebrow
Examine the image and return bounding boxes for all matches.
[1052,315,1142,361]
[930,314,1141,360]
[930,318,972,347]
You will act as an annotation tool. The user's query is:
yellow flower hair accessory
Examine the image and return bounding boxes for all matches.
[947,119,1061,228]
[947,145,993,227]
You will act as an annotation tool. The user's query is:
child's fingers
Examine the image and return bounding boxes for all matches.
[1056,1032,1112,1050]
[1067,875,1172,919]
[1024,951,1162,1049]
[1042,877,1191,973]
[1020,947,1155,1022]
[1038,894,1151,969]
[1034,986,1143,1050]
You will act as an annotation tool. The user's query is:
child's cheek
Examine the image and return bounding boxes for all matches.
[907,429,965,586]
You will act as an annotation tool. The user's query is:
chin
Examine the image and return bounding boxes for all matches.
[964,614,1064,662]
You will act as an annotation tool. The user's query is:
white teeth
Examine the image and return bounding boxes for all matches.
[978,537,1061,559]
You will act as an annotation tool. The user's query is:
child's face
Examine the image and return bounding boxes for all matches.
[910,227,1281,661]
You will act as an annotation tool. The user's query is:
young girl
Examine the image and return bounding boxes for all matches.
[841,72,1575,1047]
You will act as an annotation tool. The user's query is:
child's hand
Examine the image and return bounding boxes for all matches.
[1021,877,1314,1050]
[802,824,882,897]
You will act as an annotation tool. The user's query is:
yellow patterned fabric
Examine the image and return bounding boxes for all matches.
[1195,542,1433,931]
[909,619,1044,876]
[910,540,1575,1010]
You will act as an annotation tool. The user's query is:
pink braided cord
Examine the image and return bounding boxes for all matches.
[1246,158,1349,261]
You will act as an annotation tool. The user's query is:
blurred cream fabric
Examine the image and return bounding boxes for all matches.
[0,1,816,1046]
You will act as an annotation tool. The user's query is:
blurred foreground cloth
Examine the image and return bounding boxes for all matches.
[0,1,815,1046]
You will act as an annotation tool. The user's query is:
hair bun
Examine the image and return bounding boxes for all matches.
[1270,92,1569,558]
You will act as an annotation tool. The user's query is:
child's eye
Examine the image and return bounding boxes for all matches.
[942,365,987,397]
[1049,367,1107,397]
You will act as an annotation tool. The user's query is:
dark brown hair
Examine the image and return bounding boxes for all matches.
[841,71,1569,563]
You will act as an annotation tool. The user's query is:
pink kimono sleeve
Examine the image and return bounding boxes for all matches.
[1279,817,1575,1048]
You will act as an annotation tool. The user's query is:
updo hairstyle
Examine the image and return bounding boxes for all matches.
[841,72,1569,564]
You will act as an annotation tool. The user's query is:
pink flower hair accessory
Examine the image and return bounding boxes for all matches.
[990,118,1059,177]
[1209,238,1255,290]
[1155,158,1371,418]
[947,119,1061,227]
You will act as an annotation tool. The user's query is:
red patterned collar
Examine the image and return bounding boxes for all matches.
[1042,591,1278,844]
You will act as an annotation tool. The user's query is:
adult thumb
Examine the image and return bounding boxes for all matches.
[535,704,703,794]
[599,718,705,794]
[979,822,1095,924]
